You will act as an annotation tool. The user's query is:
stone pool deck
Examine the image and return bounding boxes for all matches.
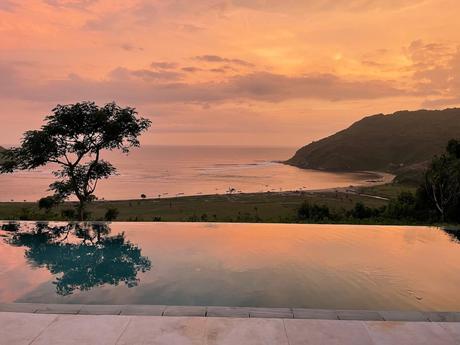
[3,311,460,345]
[2,304,460,344]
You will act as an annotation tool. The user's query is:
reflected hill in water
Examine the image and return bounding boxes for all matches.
[2,222,151,296]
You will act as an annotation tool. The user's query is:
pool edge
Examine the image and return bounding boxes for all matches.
[1,303,459,322]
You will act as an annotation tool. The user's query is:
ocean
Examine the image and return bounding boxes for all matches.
[0,145,387,202]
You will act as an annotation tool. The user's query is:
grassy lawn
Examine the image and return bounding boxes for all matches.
[0,184,413,223]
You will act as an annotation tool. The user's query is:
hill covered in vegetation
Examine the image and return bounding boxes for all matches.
[286,108,460,182]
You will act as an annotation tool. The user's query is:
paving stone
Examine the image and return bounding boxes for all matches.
[293,308,339,320]
[207,306,250,318]
[250,307,293,319]
[285,319,374,345]
[117,316,206,345]
[0,312,58,345]
[379,310,430,322]
[35,304,83,314]
[206,317,289,345]
[0,303,43,313]
[365,321,456,345]
[163,305,207,317]
[438,323,460,343]
[79,304,123,315]
[337,310,384,321]
[31,314,131,345]
[120,304,166,316]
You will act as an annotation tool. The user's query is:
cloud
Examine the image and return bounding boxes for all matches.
[120,43,144,51]
[0,61,405,105]
[151,62,179,70]
[229,0,426,12]
[44,0,98,9]
[406,40,460,99]
[108,67,183,81]
[194,55,255,67]
[0,0,18,12]
[181,67,204,73]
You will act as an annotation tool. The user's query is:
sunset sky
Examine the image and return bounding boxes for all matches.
[1,0,459,147]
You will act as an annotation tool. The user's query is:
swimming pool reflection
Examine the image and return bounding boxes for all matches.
[3,222,152,296]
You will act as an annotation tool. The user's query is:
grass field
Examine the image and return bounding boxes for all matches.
[0,184,417,223]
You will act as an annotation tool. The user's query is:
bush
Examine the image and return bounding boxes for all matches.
[61,209,76,220]
[104,208,119,221]
[297,201,330,221]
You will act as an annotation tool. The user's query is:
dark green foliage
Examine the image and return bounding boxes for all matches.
[104,208,120,221]
[0,102,151,220]
[298,201,330,221]
[61,209,76,220]
[423,139,460,222]
[38,196,59,212]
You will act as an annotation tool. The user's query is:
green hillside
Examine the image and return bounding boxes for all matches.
[286,108,460,179]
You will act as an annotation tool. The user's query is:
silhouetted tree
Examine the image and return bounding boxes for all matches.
[0,102,151,220]
[423,139,460,221]
[4,222,151,296]
[38,196,59,213]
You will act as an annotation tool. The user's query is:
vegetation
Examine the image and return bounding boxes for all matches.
[0,184,409,223]
[0,146,5,164]
[286,108,460,184]
[0,102,151,220]
[295,140,460,225]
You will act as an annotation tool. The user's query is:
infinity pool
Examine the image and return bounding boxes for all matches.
[1,221,459,311]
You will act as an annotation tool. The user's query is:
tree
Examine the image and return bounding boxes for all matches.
[423,139,460,222]
[0,102,151,220]
[38,196,59,213]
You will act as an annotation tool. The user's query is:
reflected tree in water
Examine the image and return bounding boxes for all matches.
[4,222,151,296]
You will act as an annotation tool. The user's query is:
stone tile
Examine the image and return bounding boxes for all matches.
[117,316,206,345]
[31,314,131,345]
[365,321,456,345]
[285,319,374,345]
[293,308,339,320]
[120,304,166,316]
[379,310,430,322]
[438,323,460,343]
[79,304,123,315]
[250,308,293,319]
[164,306,207,317]
[207,306,250,318]
[0,303,43,313]
[337,310,384,321]
[206,317,289,345]
[35,304,83,314]
[0,312,57,345]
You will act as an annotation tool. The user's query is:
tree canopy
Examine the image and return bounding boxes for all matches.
[0,102,151,219]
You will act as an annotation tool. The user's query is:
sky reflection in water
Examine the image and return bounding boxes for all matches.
[1,221,460,311]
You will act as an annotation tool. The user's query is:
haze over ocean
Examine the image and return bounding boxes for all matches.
[0,146,383,202]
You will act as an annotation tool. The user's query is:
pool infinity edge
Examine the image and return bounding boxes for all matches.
[1,303,460,322]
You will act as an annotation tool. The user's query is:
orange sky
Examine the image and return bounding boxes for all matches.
[0,0,459,146]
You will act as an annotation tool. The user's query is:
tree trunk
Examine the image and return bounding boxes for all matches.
[77,200,85,221]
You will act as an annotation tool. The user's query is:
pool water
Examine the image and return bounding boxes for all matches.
[1,221,460,311]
